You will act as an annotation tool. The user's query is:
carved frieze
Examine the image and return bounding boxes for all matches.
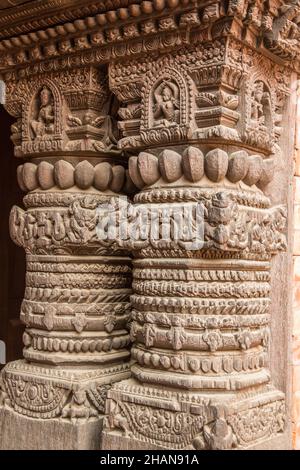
[103,384,285,450]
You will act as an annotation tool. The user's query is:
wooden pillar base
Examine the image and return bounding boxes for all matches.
[102,379,286,450]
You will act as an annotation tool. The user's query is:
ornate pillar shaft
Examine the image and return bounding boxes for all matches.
[103,154,287,450]
[102,1,297,450]
[0,65,134,449]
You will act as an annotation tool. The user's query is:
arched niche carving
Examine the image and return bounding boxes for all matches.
[29,86,55,140]
[140,66,194,146]
[242,73,277,152]
[20,79,64,157]
[151,78,181,128]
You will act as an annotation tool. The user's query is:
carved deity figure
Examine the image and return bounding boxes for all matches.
[31,86,55,139]
[153,80,180,127]
[250,81,271,129]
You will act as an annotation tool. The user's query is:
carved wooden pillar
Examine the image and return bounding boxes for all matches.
[0,0,298,451]
[0,65,133,449]
[102,1,298,450]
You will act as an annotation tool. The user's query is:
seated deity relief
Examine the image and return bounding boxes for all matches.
[242,77,279,151]
[250,81,271,131]
[31,86,55,140]
[152,79,180,128]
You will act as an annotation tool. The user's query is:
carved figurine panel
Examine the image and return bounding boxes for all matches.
[7,66,119,158]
